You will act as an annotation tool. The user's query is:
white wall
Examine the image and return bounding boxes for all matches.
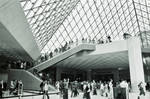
[0,72,8,82]
[7,69,56,91]
[90,40,127,55]
[0,0,40,60]
[8,69,42,90]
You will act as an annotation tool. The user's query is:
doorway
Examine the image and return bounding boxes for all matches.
[93,73,113,82]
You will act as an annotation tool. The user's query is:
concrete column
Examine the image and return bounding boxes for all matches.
[113,69,119,82]
[127,37,145,92]
[56,67,61,81]
[82,72,86,81]
[87,69,92,81]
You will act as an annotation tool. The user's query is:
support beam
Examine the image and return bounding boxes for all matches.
[0,0,40,60]
[56,67,61,81]
[87,69,92,81]
[127,37,145,92]
[113,69,120,83]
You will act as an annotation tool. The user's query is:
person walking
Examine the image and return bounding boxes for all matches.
[100,82,104,96]
[83,82,91,99]
[74,81,79,97]
[92,80,97,95]
[108,79,114,99]
[63,79,69,99]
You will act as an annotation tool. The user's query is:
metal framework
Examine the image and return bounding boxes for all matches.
[20,0,150,53]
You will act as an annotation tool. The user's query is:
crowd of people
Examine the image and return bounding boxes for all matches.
[35,36,112,65]
[1,77,150,99]
[2,60,33,70]
[0,80,23,97]
[51,79,130,99]
[53,79,150,99]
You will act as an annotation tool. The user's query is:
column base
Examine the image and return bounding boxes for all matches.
[131,82,139,93]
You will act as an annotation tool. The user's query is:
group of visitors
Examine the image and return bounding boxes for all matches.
[35,40,74,65]
[40,80,50,99]
[36,36,112,65]
[0,80,23,97]
[55,79,70,99]
[40,78,70,99]
[54,79,116,99]
[81,79,114,99]
[53,78,150,99]
[70,81,79,97]
[5,60,33,70]
[9,80,23,96]
[1,77,149,99]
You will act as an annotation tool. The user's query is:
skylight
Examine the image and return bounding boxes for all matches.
[20,0,150,53]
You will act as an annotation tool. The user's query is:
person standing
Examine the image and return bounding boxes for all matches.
[55,81,60,92]
[9,80,15,95]
[0,80,3,98]
[74,81,79,97]
[17,80,23,96]
[104,82,109,97]
[63,79,69,99]
[100,82,104,96]
[87,82,91,99]
[138,82,146,99]
[43,80,49,99]
[108,79,114,99]
[120,80,128,99]
[71,82,75,97]
[92,80,97,95]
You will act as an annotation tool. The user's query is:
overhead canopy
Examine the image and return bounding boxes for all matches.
[55,51,129,70]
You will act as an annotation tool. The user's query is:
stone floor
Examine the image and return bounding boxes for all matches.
[2,90,150,99]
[129,92,150,99]
[68,94,108,99]
[58,91,108,99]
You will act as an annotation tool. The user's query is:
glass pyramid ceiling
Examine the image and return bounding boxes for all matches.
[20,0,150,53]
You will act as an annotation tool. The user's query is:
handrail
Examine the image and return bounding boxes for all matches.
[34,42,95,66]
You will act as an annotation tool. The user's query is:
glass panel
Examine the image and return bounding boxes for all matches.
[20,0,150,52]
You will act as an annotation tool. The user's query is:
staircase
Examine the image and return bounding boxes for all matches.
[29,43,96,72]
[8,44,95,91]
